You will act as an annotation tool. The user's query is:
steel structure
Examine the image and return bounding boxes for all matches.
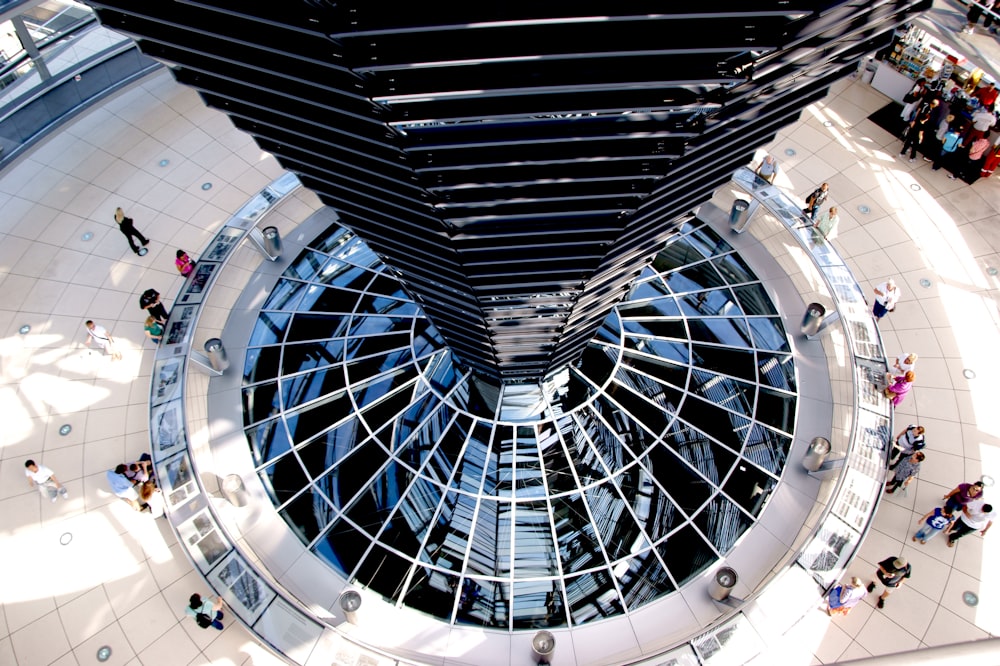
[83,1,929,382]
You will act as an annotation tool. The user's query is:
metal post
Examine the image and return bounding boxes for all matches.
[11,17,51,81]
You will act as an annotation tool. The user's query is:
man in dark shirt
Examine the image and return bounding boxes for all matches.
[803,182,829,221]
[140,288,169,324]
[866,556,911,608]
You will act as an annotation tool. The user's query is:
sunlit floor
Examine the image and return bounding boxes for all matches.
[2,31,1000,666]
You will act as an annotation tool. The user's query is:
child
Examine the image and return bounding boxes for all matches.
[913,506,955,544]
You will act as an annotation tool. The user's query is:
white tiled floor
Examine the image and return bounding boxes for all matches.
[3,14,1000,664]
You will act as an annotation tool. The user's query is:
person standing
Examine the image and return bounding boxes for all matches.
[872,278,901,320]
[883,371,915,407]
[140,288,169,324]
[885,451,924,493]
[83,320,122,360]
[947,503,994,547]
[812,206,839,241]
[954,130,993,183]
[144,316,163,344]
[932,125,962,173]
[114,207,149,256]
[890,423,925,467]
[943,480,986,516]
[975,82,999,108]
[826,577,867,616]
[899,113,927,162]
[755,154,779,184]
[913,506,955,544]
[24,459,68,502]
[962,106,996,144]
[803,182,829,221]
[979,143,1000,179]
[867,556,911,609]
[186,593,225,630]
[106,465,143,511]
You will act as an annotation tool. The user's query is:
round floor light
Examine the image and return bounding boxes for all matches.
[19,324,30,334]
[97,646,112,661]
[81,232,93,241]
[857,205,870,214]
[59,424,72,436]
[159,159,170,167]
[963,591,979,607]
[60,532,73,546]
[201,182,213,190]
[963,369,976,380]
[784,148,797,156]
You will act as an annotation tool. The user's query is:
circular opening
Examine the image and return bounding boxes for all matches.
[159,159,170,167]
[532,631,556,655]
[963,591,979,607]
[18,324,30,335]
[59,532,73,546]
[59,424,72,436]
[96,646,112,662]
[201,182,213,191]
[716,567,738,587]
[340,590,362,612]
[81,232,93,241]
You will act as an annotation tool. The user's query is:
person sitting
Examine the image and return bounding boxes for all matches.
[185,593,225,630]
[124,454,154,485]
[176,250,196,277]
[106,465,143,511]
[826,577,867,616]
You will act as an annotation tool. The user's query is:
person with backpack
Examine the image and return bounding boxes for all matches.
[185,593,225,630]
[889,423,925,468]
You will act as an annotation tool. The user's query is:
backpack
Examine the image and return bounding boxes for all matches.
[195,612,213,628]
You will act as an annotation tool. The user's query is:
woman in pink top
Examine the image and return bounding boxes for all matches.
[884,371,915,406]
[176,250,196,277]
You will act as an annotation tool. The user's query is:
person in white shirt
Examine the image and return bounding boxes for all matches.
[947,502,994,547]
[872,279,901,320]
[25,459,68,502]
[83,320,122,360]
[893,352,918,373]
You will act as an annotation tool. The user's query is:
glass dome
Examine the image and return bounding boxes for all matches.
[241,217,796,630]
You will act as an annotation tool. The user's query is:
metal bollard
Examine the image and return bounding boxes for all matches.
[803,437,831,472]
[709,566,739,602]
[729,199,751,233]
[338,590,362,625]
[221,474,248,507]
[801,302,826,337]
[204,338,230,372]
[262,226,282,258]
[532,631,556,664]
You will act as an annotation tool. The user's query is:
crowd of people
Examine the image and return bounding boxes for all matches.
[105,454,165,516]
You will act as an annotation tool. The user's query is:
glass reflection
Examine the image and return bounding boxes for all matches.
[243,218,797,628]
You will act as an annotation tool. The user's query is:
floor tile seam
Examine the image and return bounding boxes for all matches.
[57,589,118,650]
[8,604,75,662]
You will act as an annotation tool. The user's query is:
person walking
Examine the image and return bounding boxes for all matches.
[114,207,149,256]
[913,506,955,544]
[947,503,994,547]
[885,451,924,493]
[140,288,169,324]
[872,278,901,320]
[83,320,122,360]
[942,480,986,516]
[186,593,225,630]
[803,182,829,221]
[24,459,68,502]
[826,577,867,616]
[867,556,911,609]
[755,154,779,184]
[812,206,839,241]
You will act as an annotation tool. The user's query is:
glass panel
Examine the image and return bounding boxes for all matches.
[722,463,777,517]
[623,336,689,364]
[618,548,675,611]
[585,482,646,562]
[665,260,727,293]
[243,381,280,427]
[693,494,752,555]
[552,493,605,575]
[278,486,334,544]
[285,250,329,281]
[748,316,790,351]
[309,226,354,254]
[755,387,797,435]
[742,425,791,475]
[679,288,740,317]
[344,459,414,537]
[312,516,371,579]
[627,278,672,301]
[610,465,682,543]
[512,500,558,577]
[687,317,752,347]
[421,413,472,487]
[642,442,713,514]
[262,279,306,311]
[452,422,491,494]
[732,284,779,316]
[280,339,344,375]
[258,453,308,506]
[689,370,754,419]
[515,426,545,498]
[246,418,290,467]
[621,318,687,339]
[356,294,420,316]
[481,426,514,497]
[296,420,361,479]
[690,343,756,382]
[512,580,567,629]
[565,570,623,626]
[284,391,353,444]
[757,352,796,392]
[591,393,650,460]
[656,524,717,586]
[466,498,511,577]
[315,439,389,509]
[280,367,346,411]
[419,491,477,572]
[248,312,290,346]
[353,543,413,603]
[285,312,350,342]
[455,577,509,628]
[616,296,681,318]
[243,346,280,385]
[711,252,756,285]
[403,567,458,621]
[380,477,442,553]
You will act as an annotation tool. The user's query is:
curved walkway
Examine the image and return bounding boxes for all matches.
[0,66,997,665]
